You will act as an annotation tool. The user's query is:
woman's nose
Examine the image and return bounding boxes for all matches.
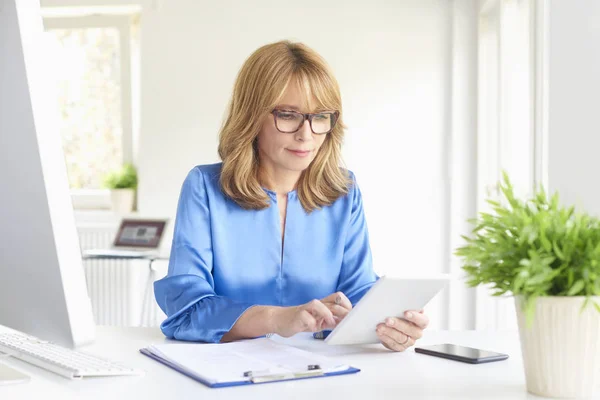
[295,119,313,141]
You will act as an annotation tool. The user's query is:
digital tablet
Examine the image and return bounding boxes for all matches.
[324,276,449,345]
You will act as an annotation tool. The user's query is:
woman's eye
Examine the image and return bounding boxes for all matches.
[279,112,297,120]
[313,114,329,121]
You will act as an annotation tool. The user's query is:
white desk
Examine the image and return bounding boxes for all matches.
[1,326,549,399]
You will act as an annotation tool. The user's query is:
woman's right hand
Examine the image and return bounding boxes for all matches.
[272,292,352,338]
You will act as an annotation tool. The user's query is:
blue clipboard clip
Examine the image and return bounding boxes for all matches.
[313,330,332,340]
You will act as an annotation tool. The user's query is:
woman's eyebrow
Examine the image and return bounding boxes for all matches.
[277,104,328,113]
[276,104,301,110]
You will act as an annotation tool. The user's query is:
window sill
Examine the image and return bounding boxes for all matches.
[71,188,139,226]
[71,189,112,211]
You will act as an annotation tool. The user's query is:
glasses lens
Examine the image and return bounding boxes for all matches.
[311,113,334,134]
[275,111,303,133]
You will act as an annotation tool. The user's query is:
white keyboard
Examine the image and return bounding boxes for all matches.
[0,332,143,379]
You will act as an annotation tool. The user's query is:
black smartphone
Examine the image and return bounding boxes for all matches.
[414,344,509,364]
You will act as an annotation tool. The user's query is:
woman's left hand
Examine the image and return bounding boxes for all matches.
[376,310,429,352]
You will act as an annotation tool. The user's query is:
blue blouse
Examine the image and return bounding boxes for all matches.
[154,163,378,343]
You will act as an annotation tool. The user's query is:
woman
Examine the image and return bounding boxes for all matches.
[154,41,429,352]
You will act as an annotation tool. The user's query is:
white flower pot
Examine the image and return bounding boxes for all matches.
[515,296,600,398]
[109,188,135,214]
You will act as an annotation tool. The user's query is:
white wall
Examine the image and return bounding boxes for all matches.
[137,0,455,327]
[37,0,483,329]
[546,0,600,214]
[138,0,450,264]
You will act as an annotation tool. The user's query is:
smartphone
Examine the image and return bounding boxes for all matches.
[414,344,509,364]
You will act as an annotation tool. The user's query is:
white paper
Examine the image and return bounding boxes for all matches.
[146,338,349,384]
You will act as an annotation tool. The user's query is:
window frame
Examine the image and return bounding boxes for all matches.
[475,0,547,330]
[43,14,135,209]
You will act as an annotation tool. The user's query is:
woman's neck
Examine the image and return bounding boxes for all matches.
[258,166,301,194]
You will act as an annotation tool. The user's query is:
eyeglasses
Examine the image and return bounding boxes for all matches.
[270,109,339,135]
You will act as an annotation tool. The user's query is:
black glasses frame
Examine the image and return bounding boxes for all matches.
[270,109,340,135]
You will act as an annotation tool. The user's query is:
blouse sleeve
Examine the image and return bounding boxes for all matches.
[153,167,255,343]
[336,172,379,305]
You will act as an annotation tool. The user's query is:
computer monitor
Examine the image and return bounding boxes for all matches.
[0,0,95,348]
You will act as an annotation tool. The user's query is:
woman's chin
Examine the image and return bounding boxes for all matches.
[279,157,313,172]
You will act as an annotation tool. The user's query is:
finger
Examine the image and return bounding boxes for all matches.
[376,329,407,352]
[380,338,397,352]
[404,310,430,329]
[326,304,351,320]
[385,317,423,339]
[315,314,338,331]
[377,324,411,345]
[299,310,318,332]
[322,292,352,311]
[306,299,336,326]
[321,293,351,312]
[378,324,416,350]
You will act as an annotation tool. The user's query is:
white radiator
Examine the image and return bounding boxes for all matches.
[77,223,166,327]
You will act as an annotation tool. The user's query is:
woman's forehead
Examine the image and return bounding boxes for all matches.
[278,82,318,112]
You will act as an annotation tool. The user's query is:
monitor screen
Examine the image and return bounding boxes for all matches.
[0,0,95,348]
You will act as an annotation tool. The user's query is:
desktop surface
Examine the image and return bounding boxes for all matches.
[0,326,549,400]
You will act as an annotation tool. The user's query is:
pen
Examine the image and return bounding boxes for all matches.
[243,365,324,382]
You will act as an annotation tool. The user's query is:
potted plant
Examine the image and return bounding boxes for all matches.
[103,163,138,214]
[456,172,600,398]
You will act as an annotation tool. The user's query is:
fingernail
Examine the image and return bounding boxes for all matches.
[386,318,394,326]
[406,312,413,319]
[335,296,341,305]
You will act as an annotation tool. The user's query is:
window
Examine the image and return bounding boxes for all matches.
[477,0,538,330]
[43,14,139,209]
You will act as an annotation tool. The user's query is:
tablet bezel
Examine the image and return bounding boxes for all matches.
[324,276,449,345]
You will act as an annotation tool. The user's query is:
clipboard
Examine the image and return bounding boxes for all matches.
[139,338,360,388]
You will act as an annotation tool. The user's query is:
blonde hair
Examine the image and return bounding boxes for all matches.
[218,40,351,212]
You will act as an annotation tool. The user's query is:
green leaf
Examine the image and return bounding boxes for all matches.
[524,296,537,328]
[594,302,600,313]
[456,170,600,302]
[519,259,531,267]
[567,269,574,288]
[553,240,565,261]
[486,199,501,208]
[103,163,138,189]
[581,297,591,313]
[567,280,585,296]
[539,226,552,252]
[527,273,552,286]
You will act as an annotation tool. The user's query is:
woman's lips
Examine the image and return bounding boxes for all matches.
[286,149,311,157]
